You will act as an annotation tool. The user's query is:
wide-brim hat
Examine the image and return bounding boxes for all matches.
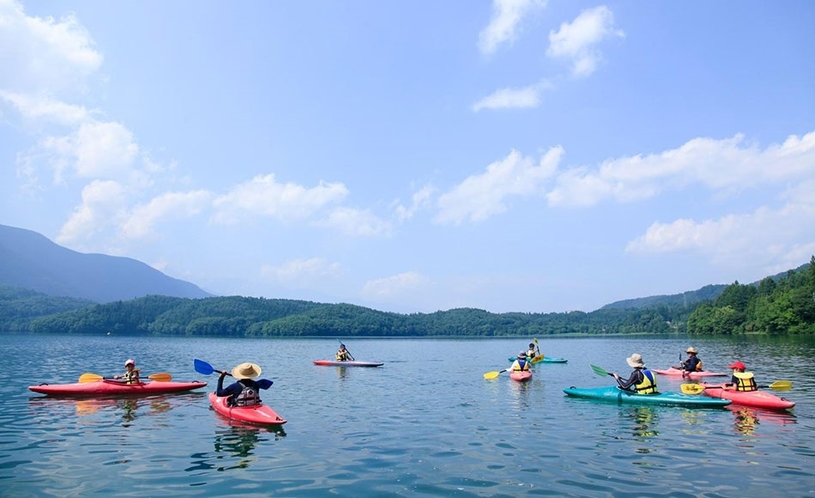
[686,347,698,354]
[728,361,746,370]
[232,362,262,380]
[626,353,645,368]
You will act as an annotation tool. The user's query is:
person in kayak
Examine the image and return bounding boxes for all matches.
[723,361,758,392]
[526,343,539,360]
[114,359,140,384]
[612,353,657,394]
[336,344,355,362]
[216,362,265,407]
[510,352,531,372]
[674,347,703,377]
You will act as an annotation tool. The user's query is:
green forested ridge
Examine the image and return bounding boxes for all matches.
[2,259,812,337]
[687,256,815,335]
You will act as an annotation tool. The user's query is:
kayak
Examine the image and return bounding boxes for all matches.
[510,371,532,382]
[508,356,568,364]
[701,384,795,410]
[312,360,384,367]
[208,392,287,426]
[29,379,207,397]
[563,386,732,408]
[653,367,728,379]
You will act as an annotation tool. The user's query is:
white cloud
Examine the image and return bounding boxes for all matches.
[121,190,213,239]
[478,0,546,55]
[0,0,102,95]
[212,174,349,224]
[393,184,434,222]
[261,257,342,283]
[361,271,428,300]
[318,207,392,236]
[547,131,815,207]
[435,146,562,224]
[472,82,550,111]
[546,5,624,77]
[0,91,92,126]
[57,180,126,245]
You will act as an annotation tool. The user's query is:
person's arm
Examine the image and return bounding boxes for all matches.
[614,370,641,391]
[216,373,242,397]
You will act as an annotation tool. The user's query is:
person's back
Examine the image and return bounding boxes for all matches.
[511,352,530,371]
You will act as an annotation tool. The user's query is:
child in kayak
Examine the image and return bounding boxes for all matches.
[336,344,355,362]
[510,352,531,372]
[612,353,657,394]
[526,343,539,360]
[723,361,758,392]
[114,359,140,384]
[216,362,265,407]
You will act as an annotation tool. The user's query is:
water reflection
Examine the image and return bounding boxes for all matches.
[187,425,286,472]
[627,406,659,439]
[727,405,796,435]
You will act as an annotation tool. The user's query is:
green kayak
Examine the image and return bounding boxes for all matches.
[563,386,731,408]
[508,356,568,364]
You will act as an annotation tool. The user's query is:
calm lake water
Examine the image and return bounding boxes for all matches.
[1,334,814,497]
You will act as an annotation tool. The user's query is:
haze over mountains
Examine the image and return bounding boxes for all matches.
[0,224,212,303]
[1,223,731,310]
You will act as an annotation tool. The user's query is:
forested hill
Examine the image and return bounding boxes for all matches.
[600,284,727,310]
[2,258,812,337]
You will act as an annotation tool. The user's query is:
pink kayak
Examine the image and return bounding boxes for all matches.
[701,384,795,410]
[29,379,207,397]
[653,367,728,379]
[510,371,532,382]
[208,392,287,426]
[312,360,383,367]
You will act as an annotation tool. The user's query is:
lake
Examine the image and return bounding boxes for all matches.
[1,334,814,497]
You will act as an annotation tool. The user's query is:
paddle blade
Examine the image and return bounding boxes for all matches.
[483,370,504,380]
[768,380,792,390]
[590,365,610,377]
[148,372,172,382]
[193,359,214,375]
[680,383,705,395]
[79,373,103,383]
[257,379,274,390]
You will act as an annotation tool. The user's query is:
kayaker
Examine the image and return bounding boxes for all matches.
[510,352,530,372]
[114,359,140,384]
[675,347,703,377]
[526,343,539,360]
[612,353,657,394]
[216,362,265,407]
[723,361,758,392]
[336,344,354,362]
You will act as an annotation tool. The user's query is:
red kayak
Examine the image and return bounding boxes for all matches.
[510,371,532,382]
[653,367,728,379]
[29,379,207,397]
[312,360,383,367]
[701,384,795,410]
[208,392,287,426]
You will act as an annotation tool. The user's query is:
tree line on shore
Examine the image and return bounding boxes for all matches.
[1,257,812,337]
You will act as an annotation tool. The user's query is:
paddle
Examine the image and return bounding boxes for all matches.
[591,364,614,377]
[192,359,273,389]
[337,339,356,361]
[530,338,544,364]
[681,380,793,395]
[483,368,509,380]
[78,372,172,383]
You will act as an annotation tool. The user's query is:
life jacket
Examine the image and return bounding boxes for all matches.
[634,369,657,394]
[232,381,262,407]
[512,359,529,371]
[123,370,140,385]
[733,371,757,392]
[336,350,350,361]
[527,348,537,358]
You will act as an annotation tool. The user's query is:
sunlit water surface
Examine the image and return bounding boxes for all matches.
[1,334,813,497]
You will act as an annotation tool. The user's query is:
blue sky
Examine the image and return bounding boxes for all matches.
[1,0,814,314]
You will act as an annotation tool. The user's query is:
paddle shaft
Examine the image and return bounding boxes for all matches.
[337,339,355,361]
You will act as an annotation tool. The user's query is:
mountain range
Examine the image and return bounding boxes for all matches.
[0,224,212,303]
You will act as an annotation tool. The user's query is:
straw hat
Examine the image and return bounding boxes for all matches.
[626,353,645,368]
[231,362,262,380]
[686,347,698,354]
